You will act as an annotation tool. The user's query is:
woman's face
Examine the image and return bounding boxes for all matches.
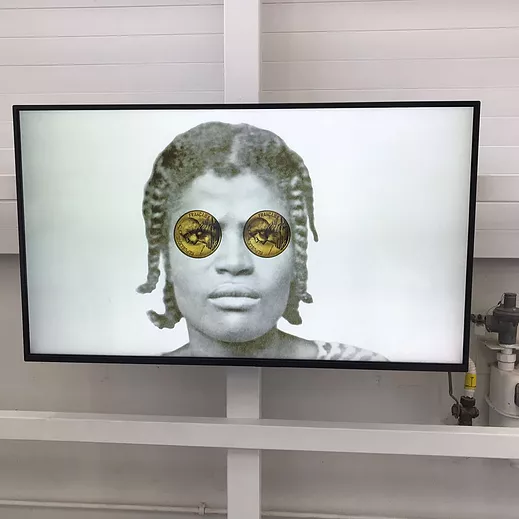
[168,170,294,343]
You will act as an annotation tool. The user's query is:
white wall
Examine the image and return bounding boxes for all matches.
[262,0,519,259]
[2,253,519,519]
[0,0,223,252]
[1,1,519,518]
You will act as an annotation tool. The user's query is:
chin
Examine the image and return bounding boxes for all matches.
[209,327,270,344]
[204,317,274,344]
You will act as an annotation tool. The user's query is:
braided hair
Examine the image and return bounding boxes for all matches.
[137,121,318,329]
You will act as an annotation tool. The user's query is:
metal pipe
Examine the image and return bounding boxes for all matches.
[448,372,459,407]
[0,500,216,514]
[0,499,415,519]
[263,512,407,519]
[464,357,477,398]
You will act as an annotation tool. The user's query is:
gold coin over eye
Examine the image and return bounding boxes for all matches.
[243,210,291,258]
[174,210,222,258]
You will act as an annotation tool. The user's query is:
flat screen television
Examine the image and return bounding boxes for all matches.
[13,101,479,371]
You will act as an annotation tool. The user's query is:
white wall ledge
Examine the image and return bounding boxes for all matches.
[1,411,519,460]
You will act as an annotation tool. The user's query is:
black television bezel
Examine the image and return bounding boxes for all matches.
[13,101,480,372]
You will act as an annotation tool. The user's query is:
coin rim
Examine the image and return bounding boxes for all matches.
[173,209,222,259]
[243,210,291,258]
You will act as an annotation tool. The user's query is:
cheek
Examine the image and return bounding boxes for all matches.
[277,244,294,280]
[167,247,203,293]
[254,247,294,290]
[167,250,210,318]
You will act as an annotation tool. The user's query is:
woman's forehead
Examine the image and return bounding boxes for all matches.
[175,170,289,220]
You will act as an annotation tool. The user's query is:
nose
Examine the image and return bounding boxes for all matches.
[214,229,254,276]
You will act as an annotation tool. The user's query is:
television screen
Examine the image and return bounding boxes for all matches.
[13,102,479,371]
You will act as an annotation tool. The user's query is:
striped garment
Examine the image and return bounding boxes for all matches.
[314,341,388,362]
[163,340,387,361]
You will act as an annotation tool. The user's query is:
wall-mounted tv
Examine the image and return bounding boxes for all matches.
[13,101,479,371]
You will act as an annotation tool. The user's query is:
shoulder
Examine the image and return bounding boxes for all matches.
[278,332,388,362]
[162,344,191,357]
[161,336,388,361]
[313,340,388,362]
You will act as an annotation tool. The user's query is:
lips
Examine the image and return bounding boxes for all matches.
[208,284,260,311]
[208,285,260,299]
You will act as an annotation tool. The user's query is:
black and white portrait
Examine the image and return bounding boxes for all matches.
[136,121,387,361]
[18,105,475,364]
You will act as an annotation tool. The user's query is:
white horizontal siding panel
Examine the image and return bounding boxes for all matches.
[4,110,512,150]
[0,63,223,94]
[3,144,514,182]
[0,150,13,176]
[476,202,519,230]
[0,122,12,149]
[0,92,223,121]
[0,175,15,200]
[263,28,519,62]
[0,6,223,37]
[0,200,17,230]
[5,175,512,205]
[4,145,512,180]
[261,88,519,117]
[263,0,409,2]
[479,147,519,175]
[7,194,517,232]
[477,175,519,202]
[0,1,221,6]
[1,199,516,258]
[0,229,18,254]
[263,2,519,33]
[262,59,519,91]
[480,118,519,146]
[475,230,519,258]
[4,116,514,150]
[0,35,223,66]
[1,187,516,257]
[2,148,517,178]
[5,175,516,204]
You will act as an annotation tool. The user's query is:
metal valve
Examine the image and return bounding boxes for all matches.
[485,292,519,345]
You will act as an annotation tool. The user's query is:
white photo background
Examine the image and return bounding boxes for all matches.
[19,107,474,363]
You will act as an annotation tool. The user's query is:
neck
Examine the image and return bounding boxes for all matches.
[185,325,284,357]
